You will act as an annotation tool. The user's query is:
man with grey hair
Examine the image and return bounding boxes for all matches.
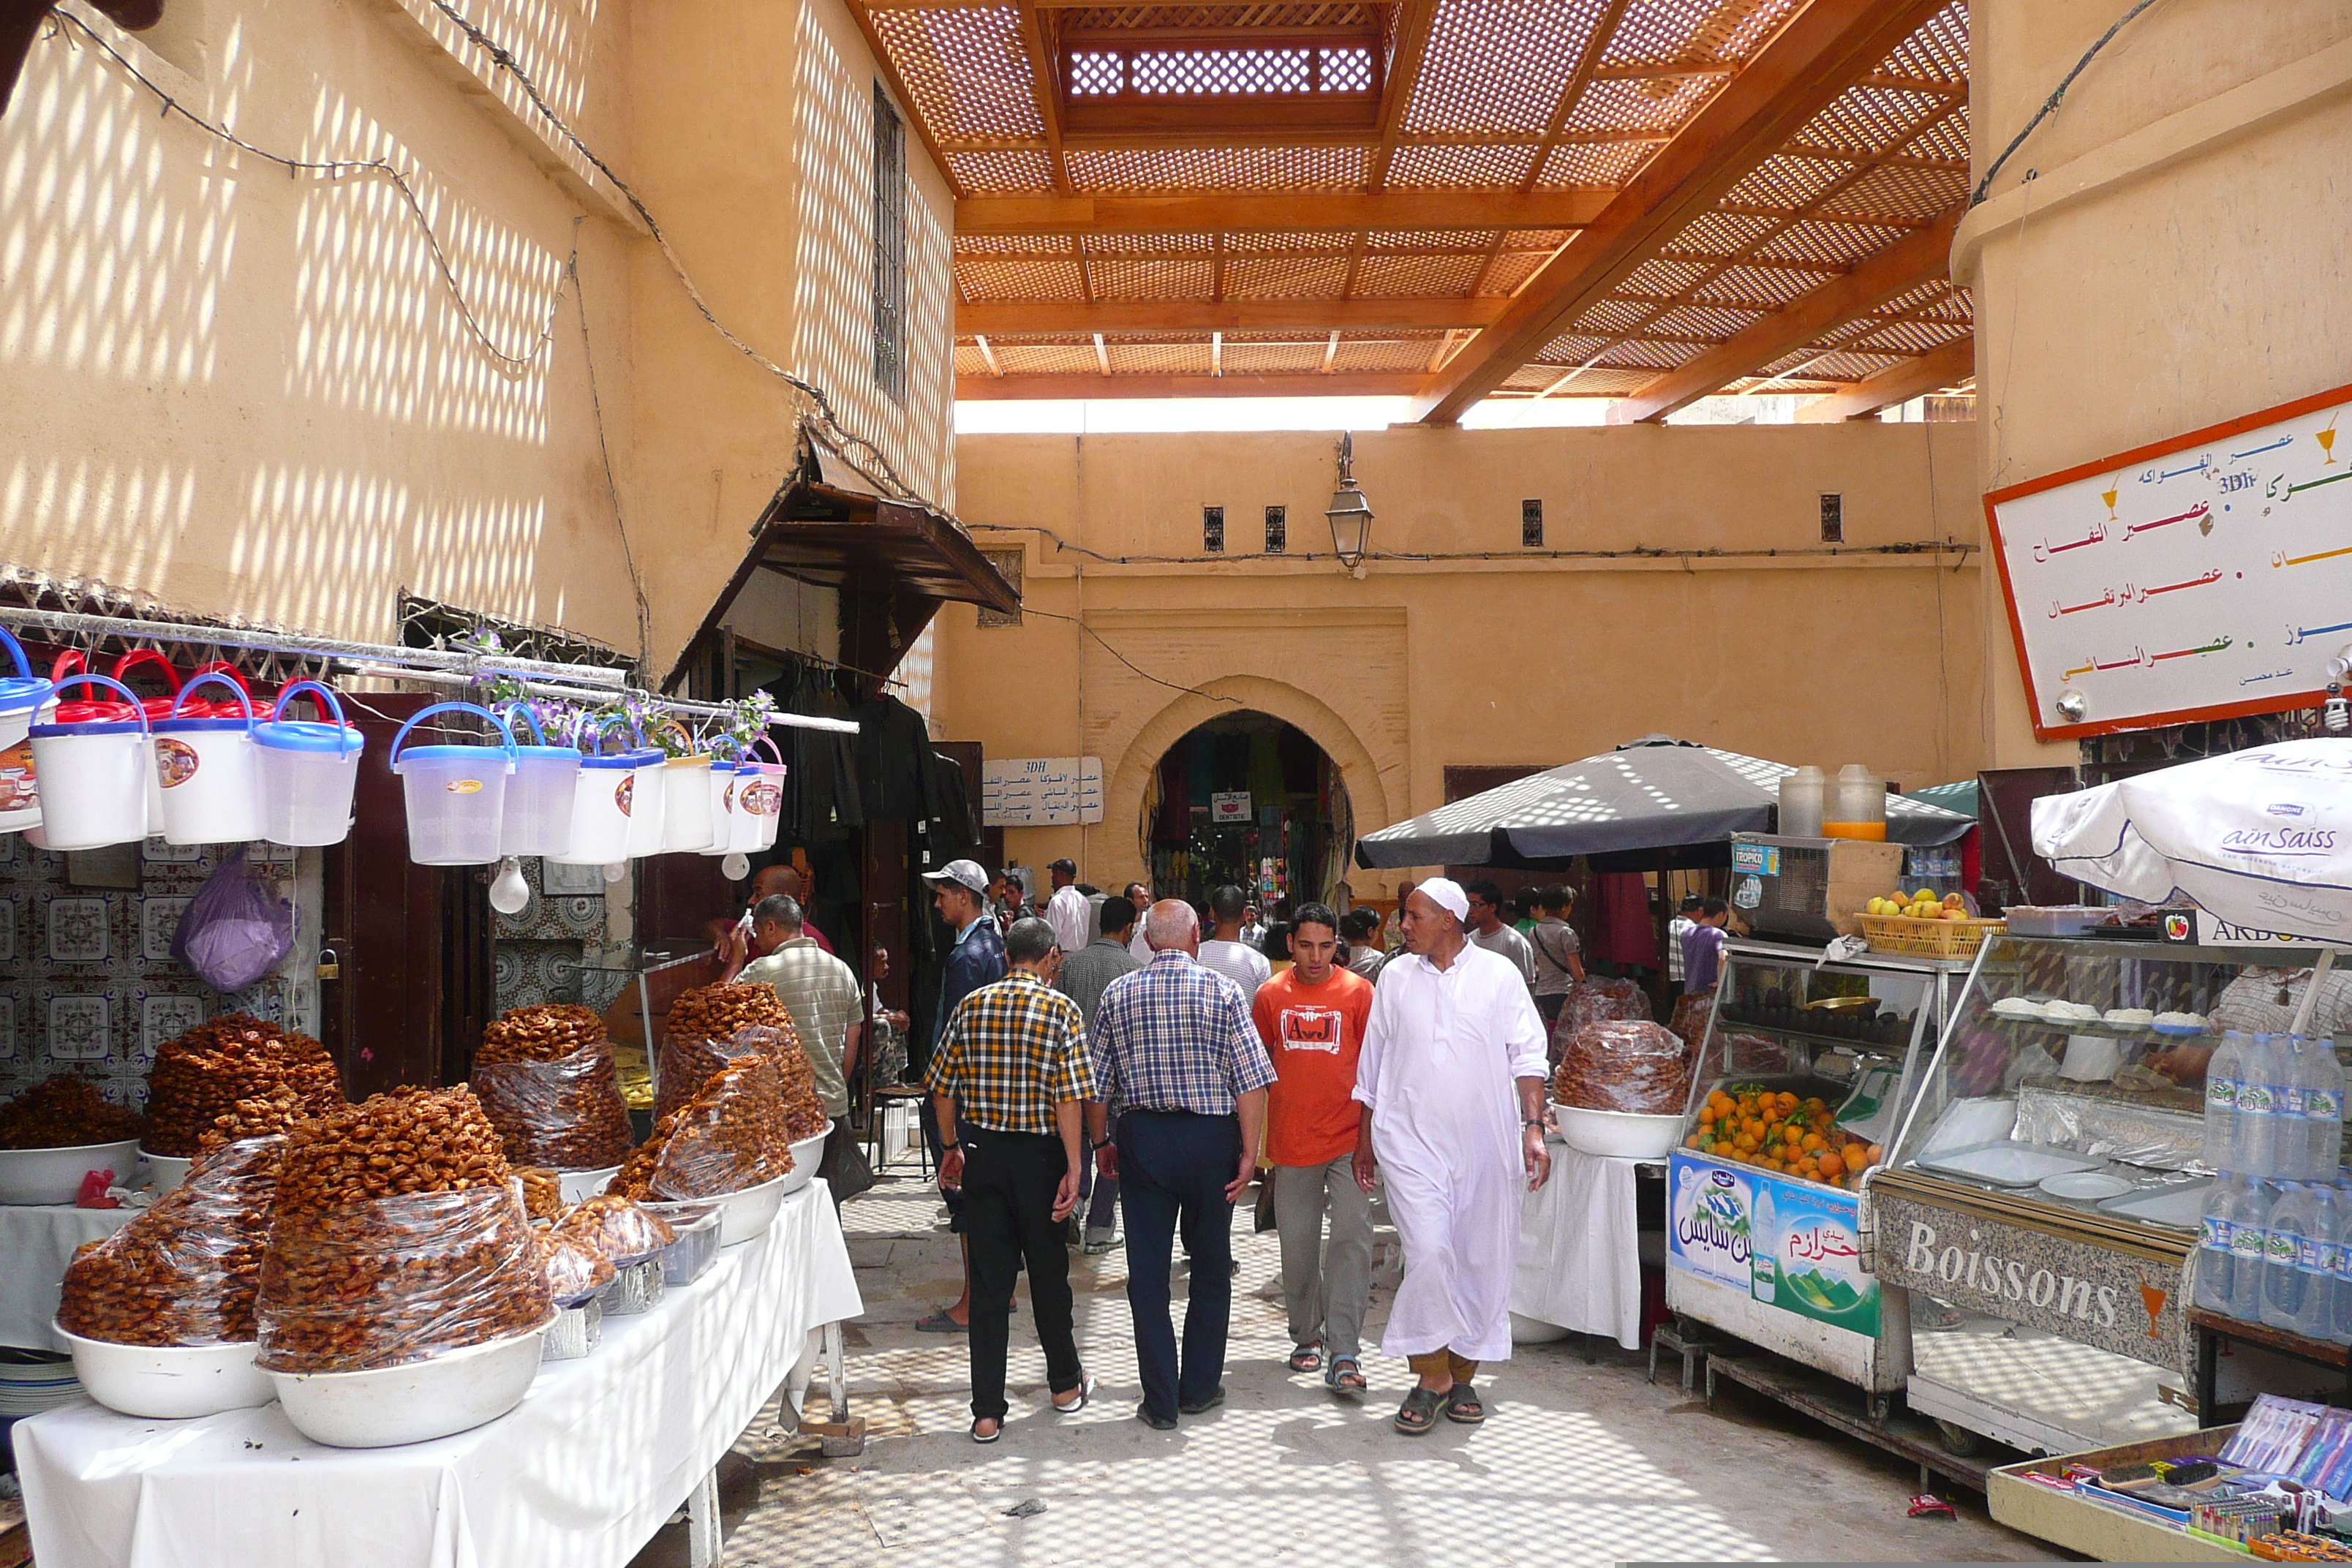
[1088,899,1276,1429]
[722,893,865,1207]
[1353,878,1550,1437]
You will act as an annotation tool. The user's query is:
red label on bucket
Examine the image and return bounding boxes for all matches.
[446,779,483,796]
[155,737,201,788]
[615,774,634,816]
[723,782,736,812]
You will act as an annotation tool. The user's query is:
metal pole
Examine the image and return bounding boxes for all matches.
[0,605,629,686]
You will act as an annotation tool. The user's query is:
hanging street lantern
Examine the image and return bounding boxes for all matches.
[1324,431,1374,577]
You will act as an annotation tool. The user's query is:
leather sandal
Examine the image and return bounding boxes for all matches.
[1394,1387,1443,1436]
[1443,1383,1485,1425]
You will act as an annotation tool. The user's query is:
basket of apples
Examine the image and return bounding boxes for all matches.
[1858,890,2006,958]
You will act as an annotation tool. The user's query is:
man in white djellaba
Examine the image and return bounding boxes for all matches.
[1351,877,1551,1436]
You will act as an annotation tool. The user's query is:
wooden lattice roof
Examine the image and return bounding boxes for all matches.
[852,0,1974,418]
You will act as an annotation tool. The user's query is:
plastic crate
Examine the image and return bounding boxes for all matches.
[1858,913,2007,959]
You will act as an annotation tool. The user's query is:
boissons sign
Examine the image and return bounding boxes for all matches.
[1871,1190,2189,1371]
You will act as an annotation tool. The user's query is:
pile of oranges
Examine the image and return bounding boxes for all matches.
[1686,1085,1883,1188]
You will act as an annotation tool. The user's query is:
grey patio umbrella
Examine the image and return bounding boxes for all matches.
[1354,736,1975,870]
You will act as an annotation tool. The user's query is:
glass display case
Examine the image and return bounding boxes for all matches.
[1874,933,2345,1455]
[1665,940,1972,1401]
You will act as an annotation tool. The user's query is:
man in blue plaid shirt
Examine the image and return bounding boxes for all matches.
[1086,900,1275,1429]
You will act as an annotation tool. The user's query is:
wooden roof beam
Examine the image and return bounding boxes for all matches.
[1606,206,1959,423]
[958,371,1431,399]
[1409,0,1951,426]
[1793,335,1973,421]
[1370,0,1438,188]
[958,298,1507,333]
[1014,1,1073,194]
[957,189,1612,235]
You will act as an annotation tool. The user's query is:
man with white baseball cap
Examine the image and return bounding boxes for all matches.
[916,858,1008,1333]
[1352,876,1550,1436]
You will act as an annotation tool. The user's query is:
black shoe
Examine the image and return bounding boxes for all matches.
[1136,1402,1178,1431]
[1177,1387,1226,1416]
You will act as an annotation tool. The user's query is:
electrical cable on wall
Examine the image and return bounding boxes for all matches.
[1971,0,2169,206]
[1015,603,1237,707]
[971,521,1979,569]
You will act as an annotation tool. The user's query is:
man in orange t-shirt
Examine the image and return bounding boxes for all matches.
[1252,902,1378,1395]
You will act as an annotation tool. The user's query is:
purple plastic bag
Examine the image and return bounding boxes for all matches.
[173,848,295,993]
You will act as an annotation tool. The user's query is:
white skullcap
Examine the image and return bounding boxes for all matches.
[1416,877,1469,921]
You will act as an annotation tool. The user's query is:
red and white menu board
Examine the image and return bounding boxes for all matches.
[1986,381,2352,740]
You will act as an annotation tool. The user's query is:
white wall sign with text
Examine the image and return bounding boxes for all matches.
[1987,380,2352,740]
[981,757,1104,827]
[1210,791,1251,824]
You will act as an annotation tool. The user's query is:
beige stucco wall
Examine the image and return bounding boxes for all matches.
[0,0,951,673]
[932,423,1988,894]
[1961,0,2352,762]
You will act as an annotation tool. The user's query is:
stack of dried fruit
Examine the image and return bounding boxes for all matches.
[755,1027,833,1142]
[144,1014,343,1158]
[471,1004,633,1171]
[516,1166,563,1221]
[195,1085,316,1153]
[551,1193,675,1264]
[256,1086,551,1373]
[0,1074,146,1150]
[1686,1085,1882,1188]
[1550,1020,1693,1117]
[58,1136,282,1345]
[655,984,799,1123]
[611,1060,794,1202]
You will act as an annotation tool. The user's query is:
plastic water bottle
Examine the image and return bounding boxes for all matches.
[2240,1035,2283,1178]
[2334,1181,2352,1345]
[2195,1175,2240,1312]
[2207,1030,2250,1172]
[2229,1178,2274,1324]
[2307,1036,2345,1180]
[2282,1041,2315,1181]
[2265,1182,2315,1330]
[2305,1185,2343,1340]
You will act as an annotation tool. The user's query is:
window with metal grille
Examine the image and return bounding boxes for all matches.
[976,550,1024,627]
[1820,493,1844,543]
[871,83,907,404]
[1264,505,1286,554]
[1521,500,1543,548]
[1204,506,1224,554]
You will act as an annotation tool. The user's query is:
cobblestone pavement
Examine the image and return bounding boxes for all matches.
[631,1171,2054,1567]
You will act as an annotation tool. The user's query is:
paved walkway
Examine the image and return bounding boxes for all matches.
[638,1172,2054,1567]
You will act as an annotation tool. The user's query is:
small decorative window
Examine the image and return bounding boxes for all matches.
[1521,500,1543,548]
[871,83,907,404]
[977,551,1023,627]
[1264,505,1286,554]
[1204,506,1225,554]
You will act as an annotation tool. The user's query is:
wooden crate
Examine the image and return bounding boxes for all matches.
[1989,1425,2247,1562]
[1859,913,2006,959]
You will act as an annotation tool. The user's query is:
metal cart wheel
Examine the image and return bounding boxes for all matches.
[1934,1418,1986,1457]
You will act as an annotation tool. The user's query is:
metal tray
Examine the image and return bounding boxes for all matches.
[1913,1139,2108,1188]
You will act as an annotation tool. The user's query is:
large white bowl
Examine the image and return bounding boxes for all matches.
[775,1120,833,1198]
[713,1170,791,1245]
[0,1139,143,1205]
[266,1321,552,1449]
[56,1326,274,1420]
[140,1148,193,1196]
[557,1165,620,1205]
[1549,1103,1683,1160]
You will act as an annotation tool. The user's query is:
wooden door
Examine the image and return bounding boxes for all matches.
[318,694,492,1096]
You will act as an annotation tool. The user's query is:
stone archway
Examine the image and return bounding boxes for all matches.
[1098,674,1390,893]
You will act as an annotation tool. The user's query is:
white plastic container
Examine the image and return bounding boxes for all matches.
[1547,1104,1681,1159]
[57,1327,274,1420]
[0,1138,143,1205]
[389,702,517,867]
[549,747,637,867]
[557,1164,621,1205]
[494,704,581,859]
[266,1320,553,1448]
[660,753,715,852]
[253,680,365,847]
[619,1169,791,1246]
[698,758,742,858]
[1777,764,1826,838]
[153,672,267,845]
[140,1148,192,1195]
[749,742,786,852]
[727,761,764,853]
[623,749,668,859]
[0,625,54,833]
[28,674,151,850]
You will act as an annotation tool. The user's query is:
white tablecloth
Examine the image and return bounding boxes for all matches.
[1511,1145,1656,1349]
[0,1204,139,1351]
[15,1181,862,1568]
